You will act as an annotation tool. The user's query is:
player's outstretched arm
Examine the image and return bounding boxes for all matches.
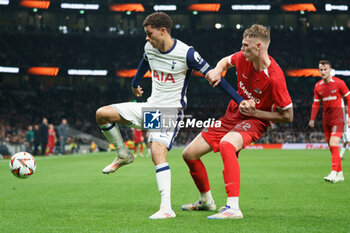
[131,57,150,97]
[240,105,293,123]
[217,77,244,104]
[186,49,243,104]
[205,56,233,87]
[309,100,320,127]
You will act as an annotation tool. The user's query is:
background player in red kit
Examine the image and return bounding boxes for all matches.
[309,60,350,183]
[46,123,57,155]
[181,24,293,219]
[132,128,144,157]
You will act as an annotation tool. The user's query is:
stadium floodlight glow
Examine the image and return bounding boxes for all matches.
[68,69,108,76]
[116,69,151,78]
[0,66,19,73]
[286,69,350,77]
[215,23,222,29]
[231,5,271,10]
[0,0,9,6]
[335,70,350,76]
[109,4,145,12]
[19,0,50,9]
[325,4,348,11]
[27,67,59,76]
[60,3,100,10]
[188,3,220,12]
[282,4,316,12]
[153,4,177,11]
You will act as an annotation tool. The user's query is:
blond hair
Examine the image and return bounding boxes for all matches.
[243,24,270,45]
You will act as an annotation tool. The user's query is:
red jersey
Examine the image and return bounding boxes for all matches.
[48,129,56,145]
[311,77,350,124]
[132,128,144,142]
[220,51,293,128]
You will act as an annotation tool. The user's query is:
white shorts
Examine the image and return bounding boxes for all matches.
[342,125,350,142]
[113,102,183,150]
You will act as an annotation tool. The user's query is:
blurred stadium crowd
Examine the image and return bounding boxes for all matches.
[0,26,349,155]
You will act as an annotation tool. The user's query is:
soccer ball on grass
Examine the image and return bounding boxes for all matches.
[9,152,36,178]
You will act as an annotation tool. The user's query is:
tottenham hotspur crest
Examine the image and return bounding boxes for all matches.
[171,60,176,70]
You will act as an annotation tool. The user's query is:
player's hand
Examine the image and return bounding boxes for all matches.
[308,120,315,128]
[132,86,143,97]
[205,69,221,87]
[239,99,256,116]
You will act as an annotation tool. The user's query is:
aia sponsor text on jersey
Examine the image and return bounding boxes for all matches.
[153,70,175,83]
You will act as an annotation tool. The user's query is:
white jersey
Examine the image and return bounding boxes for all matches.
[144,39,211,108]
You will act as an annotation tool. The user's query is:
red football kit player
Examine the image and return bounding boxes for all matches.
[181,25,293,219]
[46,124,56,155]
[309,60,350,183]
[202,50,292,151]
[132,128,144,156]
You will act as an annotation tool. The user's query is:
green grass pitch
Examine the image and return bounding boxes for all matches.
[0,149,349,233]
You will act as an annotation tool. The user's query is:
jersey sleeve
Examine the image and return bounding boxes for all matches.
[228,52,240,66]
[271,73,293,110]
[131,56,150,88]
[313,84,321,102]
[186,47,211,75]
[339,79,350,98]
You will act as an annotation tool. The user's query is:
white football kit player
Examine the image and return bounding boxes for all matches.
[113,39,211,149]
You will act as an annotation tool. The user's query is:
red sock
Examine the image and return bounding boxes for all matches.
[140,143,143,153]
[330,146,342,172]
[220,141,240,197]
[133,145,137,154]
[184,159,210,193]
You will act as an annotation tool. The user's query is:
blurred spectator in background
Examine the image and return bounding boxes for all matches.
[46,123,56,155]
[58,118,69,155]
[67,137,79,153]
[39,118,48,155]
[90,140,99,152]
[25,125,34,153]
[33,124,40,155]
[0,139,10,158]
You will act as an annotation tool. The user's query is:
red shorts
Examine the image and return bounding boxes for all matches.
[323,121,344,142]
[133,137,144,144]
[201,117,267,153]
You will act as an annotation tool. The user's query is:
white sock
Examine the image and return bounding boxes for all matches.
[340,147,345,158]
[147,148,151,156]
[330,170,337,176]
[226,197,239,210]
[100,123,128,158]
[155,163,171,210]
[200,190,214,203]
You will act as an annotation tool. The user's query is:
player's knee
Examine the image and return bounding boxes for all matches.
[220,139,241,151]
[182,147,193,160]
[95,107,107,123]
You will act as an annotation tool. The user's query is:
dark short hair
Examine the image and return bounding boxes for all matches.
[143,12,172,34]
[319,60,332,68]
